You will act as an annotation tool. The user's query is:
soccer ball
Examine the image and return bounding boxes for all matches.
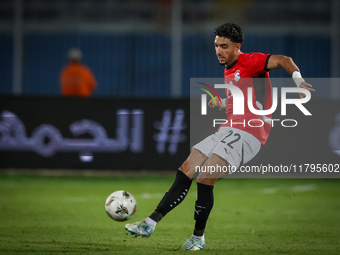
[105,190,137,221]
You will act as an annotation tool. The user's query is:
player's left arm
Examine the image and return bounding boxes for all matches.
[266,55,315,98]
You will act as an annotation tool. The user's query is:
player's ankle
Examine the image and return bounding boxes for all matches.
[192,233,205,240]
[193,228,205,237]
[148,211,163,224]
[145,217,158,226]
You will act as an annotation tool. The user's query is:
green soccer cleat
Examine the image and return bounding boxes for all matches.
[124,220,155,238]
[181,236,206,251]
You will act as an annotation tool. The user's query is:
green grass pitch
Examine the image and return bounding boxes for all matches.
[0,172,339,254]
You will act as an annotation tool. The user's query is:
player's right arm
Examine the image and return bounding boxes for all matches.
[266,55,315,98]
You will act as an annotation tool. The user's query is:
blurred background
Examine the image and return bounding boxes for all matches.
[0,0,339,170]
[1,0,339,97]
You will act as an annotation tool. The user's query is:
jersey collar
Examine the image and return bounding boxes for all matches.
[226,60,237,70]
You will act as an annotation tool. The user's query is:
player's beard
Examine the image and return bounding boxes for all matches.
[217,56,227,66]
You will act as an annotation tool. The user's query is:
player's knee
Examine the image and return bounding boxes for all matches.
[179,156,191,179]
[179,149,208,179]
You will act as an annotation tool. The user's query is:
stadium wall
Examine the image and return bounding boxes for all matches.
[0,97,339,171]
[0,97,189,170]
[0,33,331,97]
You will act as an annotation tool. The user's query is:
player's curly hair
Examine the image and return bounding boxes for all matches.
[214,23,244,44]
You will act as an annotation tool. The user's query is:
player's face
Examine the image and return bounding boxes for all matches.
[214,36,240,66]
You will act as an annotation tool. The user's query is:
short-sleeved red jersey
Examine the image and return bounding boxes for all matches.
[220,52,272,145]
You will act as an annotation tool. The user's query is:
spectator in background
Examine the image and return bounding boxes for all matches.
[60,48,97,97]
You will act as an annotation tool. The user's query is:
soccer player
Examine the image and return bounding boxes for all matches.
[125,23,315,250]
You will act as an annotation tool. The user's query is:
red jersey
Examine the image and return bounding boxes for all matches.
[221,52,272,145]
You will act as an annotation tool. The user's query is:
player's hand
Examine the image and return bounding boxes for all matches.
[208,97,222,110]
[298,81,315,98]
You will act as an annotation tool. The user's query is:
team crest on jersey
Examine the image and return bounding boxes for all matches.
[234,70,241,82]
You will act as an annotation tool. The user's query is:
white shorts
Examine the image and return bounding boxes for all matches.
[193,127,261,172]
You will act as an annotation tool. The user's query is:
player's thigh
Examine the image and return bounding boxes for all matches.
[179,148,208,180]
[197,153,230,186]
[196,127,261,186]
[212,127,261,172]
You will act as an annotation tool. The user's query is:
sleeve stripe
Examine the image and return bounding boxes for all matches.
[264,54,271,71]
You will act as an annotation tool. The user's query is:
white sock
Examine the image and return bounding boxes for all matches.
[145,217,157,226]
[192,234,204,240]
